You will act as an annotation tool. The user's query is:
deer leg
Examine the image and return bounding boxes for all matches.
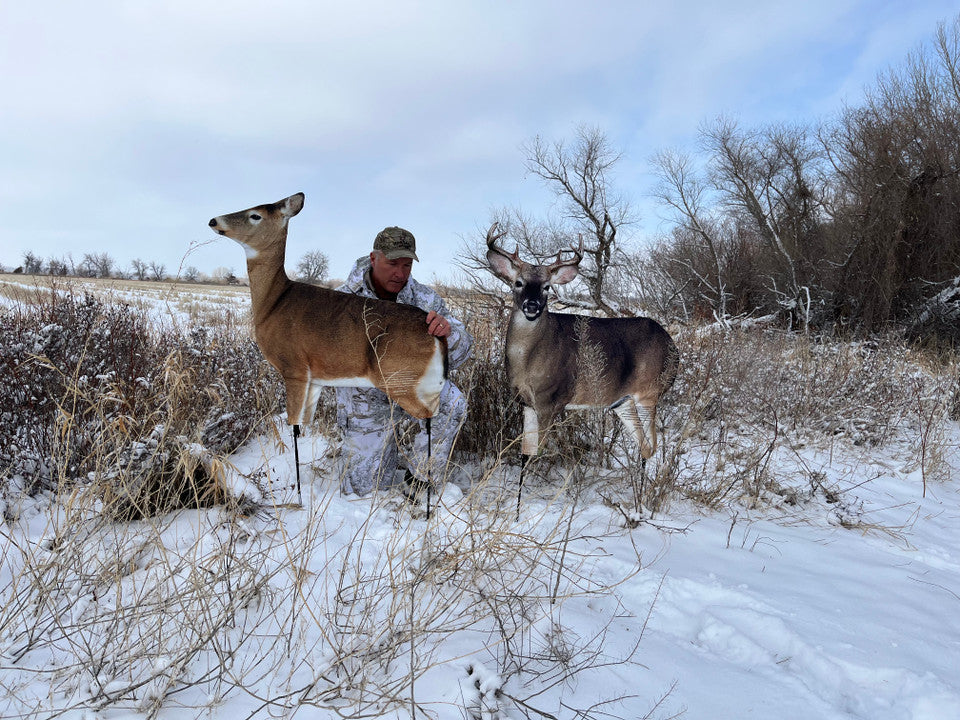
[303,378,323,428]
[612,397,656,459]
[517,406,540,520]
[611,397,653,512]
[640,400,658,460]
[284,378,309,501]
[284,377,309,427]
[521,405,540,456]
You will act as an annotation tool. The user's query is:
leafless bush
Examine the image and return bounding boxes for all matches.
[0,491,302,719]
[0,288,282,518]
[645,324,958,514]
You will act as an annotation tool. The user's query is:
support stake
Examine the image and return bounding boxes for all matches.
[292,424,302,505]
[425,417,432,521]
[517,453,530,522]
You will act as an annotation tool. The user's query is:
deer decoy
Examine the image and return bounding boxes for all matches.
[485,223,678,516]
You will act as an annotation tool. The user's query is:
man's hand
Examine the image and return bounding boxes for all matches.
[425,311,452,338]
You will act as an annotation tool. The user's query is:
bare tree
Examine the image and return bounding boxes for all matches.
[522,125,636,315]
[79,252,114,278]
[22,251,43,275]
[183,266,201,282]
[210,266,236,284]
[95,252,115,278]
[148,261,166,282]
[131,259,149,281]
[652,149,731,320]
[295,250,329,284]
[702,118,828,331]
[46,257,69,276]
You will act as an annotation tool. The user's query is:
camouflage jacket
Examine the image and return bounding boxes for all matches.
[336,256,473,371]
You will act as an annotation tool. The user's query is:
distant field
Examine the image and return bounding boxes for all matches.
[0,273,252,328]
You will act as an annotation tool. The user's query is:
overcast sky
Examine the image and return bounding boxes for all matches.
[1,1,957,284]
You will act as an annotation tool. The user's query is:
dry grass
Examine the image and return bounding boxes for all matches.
[453,292,958,523]
[0,450,655,719]
[644,324,958,516]
[0,284,279,519]
[0,273,251,329]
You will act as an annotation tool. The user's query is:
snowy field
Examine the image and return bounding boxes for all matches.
[1,276,958,719]
[0,273,252,328]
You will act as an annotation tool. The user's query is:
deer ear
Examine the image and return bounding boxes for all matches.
[550,263,580,285]
[282,193,305,218]
[486,249,519,284]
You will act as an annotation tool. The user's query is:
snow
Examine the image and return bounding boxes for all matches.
[0,274,252,329]
[1,414,958,720]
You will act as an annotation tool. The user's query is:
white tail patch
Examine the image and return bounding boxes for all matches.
[414,340,446,414]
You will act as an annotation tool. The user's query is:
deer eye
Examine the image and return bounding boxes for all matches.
[249,213,262,222]
[543,283,551,293]
[514,280,523,289]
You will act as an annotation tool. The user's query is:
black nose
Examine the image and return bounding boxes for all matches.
[521,299,543,319]
[208,218,218,227]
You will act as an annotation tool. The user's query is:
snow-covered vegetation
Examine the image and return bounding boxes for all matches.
[1,276,958,719]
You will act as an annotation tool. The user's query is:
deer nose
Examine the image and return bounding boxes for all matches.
[521,299,543,319]
[209,218,218,227]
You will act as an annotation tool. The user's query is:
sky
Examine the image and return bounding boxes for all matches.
[1,0,958,284]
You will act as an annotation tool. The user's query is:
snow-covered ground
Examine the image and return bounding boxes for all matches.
[0,274,251,328]
[2,415,957,720]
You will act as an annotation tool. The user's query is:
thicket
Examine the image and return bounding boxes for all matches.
[0,289,282,519]
[641,18,960,343]
[452,294,958,522]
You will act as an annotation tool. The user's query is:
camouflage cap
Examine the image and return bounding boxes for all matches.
[373,226,419,261]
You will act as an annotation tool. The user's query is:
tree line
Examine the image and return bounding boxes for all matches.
[4,249,330,287]
[462,16,960,345]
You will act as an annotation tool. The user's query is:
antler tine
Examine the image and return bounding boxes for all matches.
[548,234,584,271]
[486,222,521,265]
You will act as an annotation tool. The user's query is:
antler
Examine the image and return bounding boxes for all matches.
[485,222,518,259]
[547,234,584,273]
[485,222,524,278]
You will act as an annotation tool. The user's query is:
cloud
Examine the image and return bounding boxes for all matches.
[1,0,957,280]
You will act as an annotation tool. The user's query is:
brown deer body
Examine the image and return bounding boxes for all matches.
[209,194,448,499]
[486,224,678,465]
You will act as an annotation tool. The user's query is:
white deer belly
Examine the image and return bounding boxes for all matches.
[316,376,376,388]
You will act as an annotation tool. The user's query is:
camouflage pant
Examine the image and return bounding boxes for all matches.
[335,381,467,496]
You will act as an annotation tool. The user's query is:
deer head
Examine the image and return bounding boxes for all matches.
[485,222,583,320]
[209,192,305,259]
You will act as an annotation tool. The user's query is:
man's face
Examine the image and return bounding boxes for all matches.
[369,252,413,296]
